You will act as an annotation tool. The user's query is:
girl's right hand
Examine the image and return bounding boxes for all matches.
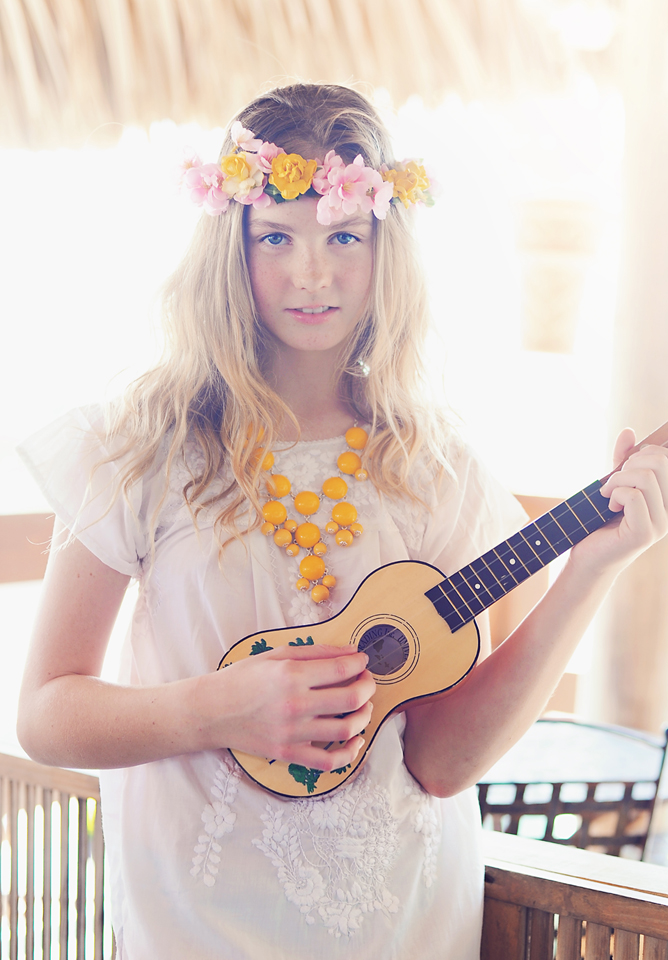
[189,645,376,772]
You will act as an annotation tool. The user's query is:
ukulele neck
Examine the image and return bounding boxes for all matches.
[425,479,616,633]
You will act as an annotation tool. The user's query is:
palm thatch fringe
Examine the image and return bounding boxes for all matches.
[0,0,568,148]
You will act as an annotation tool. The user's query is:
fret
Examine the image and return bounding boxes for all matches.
[459,563,498,608]
[425,584,467,631]
[470,557,507,601]
[495,543,533,583]
[534,513,574,553]
[446,571,486,616]
[480,548,521,589]
[505,532,545,574]
[550,500,590,542]
[517,523,559,563]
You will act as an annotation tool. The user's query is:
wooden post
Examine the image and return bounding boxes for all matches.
[586,0,668,733]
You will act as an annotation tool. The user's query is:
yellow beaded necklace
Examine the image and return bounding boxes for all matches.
[257,427,369,605]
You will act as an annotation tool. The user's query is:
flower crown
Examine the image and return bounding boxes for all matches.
[177,121,435,226]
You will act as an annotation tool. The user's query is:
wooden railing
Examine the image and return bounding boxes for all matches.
[0,752,109,960]
[482,830,668,959]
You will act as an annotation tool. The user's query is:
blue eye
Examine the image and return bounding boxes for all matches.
[333,232,358,245]
[262,233,287,245]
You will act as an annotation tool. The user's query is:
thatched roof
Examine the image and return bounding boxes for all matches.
[0,0,571,148]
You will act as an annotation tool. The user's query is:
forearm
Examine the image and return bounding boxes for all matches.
[403,551,619,797]
[17,672,214,769]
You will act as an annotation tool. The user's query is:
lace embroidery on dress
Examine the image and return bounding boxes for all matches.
[252,771,400,937]
[191,756,241,887]
[405,782,442,887]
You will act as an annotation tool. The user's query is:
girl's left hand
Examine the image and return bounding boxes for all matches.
[572,429,668,572]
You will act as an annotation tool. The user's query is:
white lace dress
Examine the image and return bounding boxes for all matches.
[19,406,527,960]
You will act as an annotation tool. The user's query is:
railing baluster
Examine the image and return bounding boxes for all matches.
[527,908,554,959]
[42,788,52,960]
[26,784,35,960]
[76,801,86,957]
[9,781,18,960]
[644,937,668,960]
[556,916,582,960]
[613,928,640,959]
[59,792,69,960]
[584,921,611,958]
[92,802,104,960]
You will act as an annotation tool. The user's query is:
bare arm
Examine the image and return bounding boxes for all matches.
[403,433,668,797]
[18,521,375,771]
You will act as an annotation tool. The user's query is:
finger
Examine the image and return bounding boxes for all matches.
[305,671,376,716]
[307,701,374,744]
[264,643,364,663]
[613,427,636,469]
[289,652,371,689]
[282,735,366,773]
[602,454,668,519]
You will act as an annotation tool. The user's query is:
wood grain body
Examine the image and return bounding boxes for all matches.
[219,560,480,798]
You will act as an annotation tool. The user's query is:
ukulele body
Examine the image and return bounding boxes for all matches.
[219,560,480,798]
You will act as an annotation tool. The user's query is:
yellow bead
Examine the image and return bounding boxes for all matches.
[299,555,326,581]
[322,476,348,500]
[283,518,298,533]
[325,520,340,534]
[331,501,357,526]
[273,528,293,547]
[350,522,364,537]
[337,451,362,475]
[335,529,354,547]
[311,584,330,604]
[294,490,321,515]
[261,521,275,536]
[262,500,288,525]
[252,447,274,471]
[266,474,291,498]
[354,468,368,482]
[295,522,321,548]
[312,541,327,556]
[285,543,300,557]
[322,574,336,588]
[345,427,368,450]
[296,577,310,591]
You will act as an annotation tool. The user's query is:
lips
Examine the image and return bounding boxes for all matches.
[287,306,339,323]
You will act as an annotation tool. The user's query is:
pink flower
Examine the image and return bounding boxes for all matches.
[312,150,344,194]
[316,155,386,225]
[230,121,263,153]
[183,163,230,216]
[369,178,394,219]
[255,141,284,176]
[174,147,204,188]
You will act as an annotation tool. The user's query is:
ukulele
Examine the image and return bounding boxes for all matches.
[219,421,668,798]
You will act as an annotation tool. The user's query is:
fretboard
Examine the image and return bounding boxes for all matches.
[425,479,616,633]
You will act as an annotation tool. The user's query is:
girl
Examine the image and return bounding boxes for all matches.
[16,84,668,959]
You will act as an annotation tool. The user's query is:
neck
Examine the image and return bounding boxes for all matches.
[263,344,356,440]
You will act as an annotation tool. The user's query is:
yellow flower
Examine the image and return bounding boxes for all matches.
[220,153,252,181]
[382,162,430,208]
[269,154,318,200]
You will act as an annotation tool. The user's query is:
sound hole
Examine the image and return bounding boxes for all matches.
[358,623,410,676]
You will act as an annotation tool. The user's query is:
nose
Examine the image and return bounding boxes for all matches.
[292,245,332,292]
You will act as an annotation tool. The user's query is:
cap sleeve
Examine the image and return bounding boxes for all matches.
[17,405,154,578]
[421,446,528,575]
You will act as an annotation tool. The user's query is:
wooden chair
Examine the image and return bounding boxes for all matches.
[478,716,668,858]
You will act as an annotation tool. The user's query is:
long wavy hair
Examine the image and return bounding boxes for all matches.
[105,83,457,547]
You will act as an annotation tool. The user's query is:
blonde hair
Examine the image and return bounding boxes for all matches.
[106,83,457,546]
